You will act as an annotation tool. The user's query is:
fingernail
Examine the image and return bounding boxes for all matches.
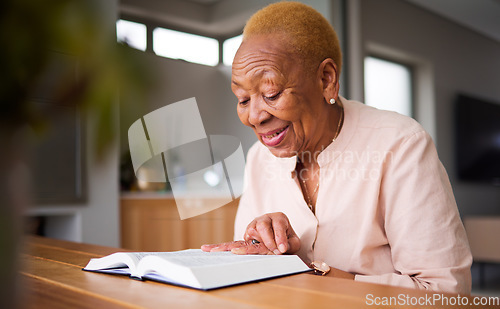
[273,249,281,255]
[210,246,221,252]
[278,244,287,253]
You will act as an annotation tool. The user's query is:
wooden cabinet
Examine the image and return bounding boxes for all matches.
[121,196,239,251]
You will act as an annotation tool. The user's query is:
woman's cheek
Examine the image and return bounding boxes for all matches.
[237,107,250,127]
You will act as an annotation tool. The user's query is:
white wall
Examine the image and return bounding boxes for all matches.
[360,0,500,216]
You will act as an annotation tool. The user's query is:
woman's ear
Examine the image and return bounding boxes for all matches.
[318,58,339,102]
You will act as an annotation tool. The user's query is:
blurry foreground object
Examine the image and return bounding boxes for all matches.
[0,0,151,307]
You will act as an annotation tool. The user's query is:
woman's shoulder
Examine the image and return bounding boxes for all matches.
[345,99,425,138]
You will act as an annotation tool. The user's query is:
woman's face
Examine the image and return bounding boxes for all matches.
[231,35,334,158]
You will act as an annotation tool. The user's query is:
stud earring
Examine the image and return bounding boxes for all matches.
[329,98,336,105]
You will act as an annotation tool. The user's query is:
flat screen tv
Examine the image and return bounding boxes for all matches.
[455,94,500,185]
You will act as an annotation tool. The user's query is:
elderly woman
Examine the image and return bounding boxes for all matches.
[202,1,471,294]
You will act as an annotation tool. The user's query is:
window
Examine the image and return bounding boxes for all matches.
[153,28,219,67]
[364,56,412,117]
[116,18,241,67]
[116,20,147,51]
[223,34,243,66]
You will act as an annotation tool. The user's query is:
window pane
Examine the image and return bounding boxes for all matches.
[223,34,243,66]
[153,28,219,66]
[364,57,412,117]
[116,20,147,51]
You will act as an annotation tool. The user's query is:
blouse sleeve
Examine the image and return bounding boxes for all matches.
[355,130,472,294]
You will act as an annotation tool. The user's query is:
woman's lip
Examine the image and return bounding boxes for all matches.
[259,126,289,137]
[260,126,289,147]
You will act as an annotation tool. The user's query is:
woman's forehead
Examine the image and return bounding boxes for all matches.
[232,37,295,85]
[231,68,285,91]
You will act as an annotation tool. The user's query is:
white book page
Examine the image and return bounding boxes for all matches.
[84,252,165,273]
[137,249,310,289]
[144,249,270,268]
[192,252,310,289]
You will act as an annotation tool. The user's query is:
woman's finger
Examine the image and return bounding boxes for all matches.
[200,241,246,252]
[284,219,300,254]
[255,215,281,255]
[244,221,263,244]
[231,241,272,255]
[286,233,301,254]
[201,240,273,255]
[243,212,301,255]
[271,214,290,253]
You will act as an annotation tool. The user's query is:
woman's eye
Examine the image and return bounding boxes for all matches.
[238,99,250,106]
[265,92,281,101]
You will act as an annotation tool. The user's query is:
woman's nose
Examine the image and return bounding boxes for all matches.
[248,98,271,127]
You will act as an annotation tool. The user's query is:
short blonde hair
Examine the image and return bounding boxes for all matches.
[243,1,342,74]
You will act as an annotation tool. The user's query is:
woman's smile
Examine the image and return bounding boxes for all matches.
[260,125,290,147]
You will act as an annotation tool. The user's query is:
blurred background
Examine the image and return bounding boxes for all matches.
[2,0,499,303]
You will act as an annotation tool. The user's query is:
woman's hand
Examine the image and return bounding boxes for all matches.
[201,212,300,255]
[201,240,273,255]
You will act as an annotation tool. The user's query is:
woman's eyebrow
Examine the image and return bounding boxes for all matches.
[262,76,281,87]
[263,70,287,85]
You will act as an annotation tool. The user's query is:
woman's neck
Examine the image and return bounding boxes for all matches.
[296,155,320,179]
[298,99,343,166]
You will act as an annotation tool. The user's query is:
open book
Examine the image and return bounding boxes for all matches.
[83,249,310,290]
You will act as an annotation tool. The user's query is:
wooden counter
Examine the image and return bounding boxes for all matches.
[21,236,489,308]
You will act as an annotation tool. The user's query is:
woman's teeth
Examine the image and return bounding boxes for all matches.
[266,127,287,138]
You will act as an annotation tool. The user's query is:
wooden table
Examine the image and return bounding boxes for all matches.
[21,236,491,308]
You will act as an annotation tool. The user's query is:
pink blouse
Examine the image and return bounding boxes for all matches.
[234,97,472,294]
